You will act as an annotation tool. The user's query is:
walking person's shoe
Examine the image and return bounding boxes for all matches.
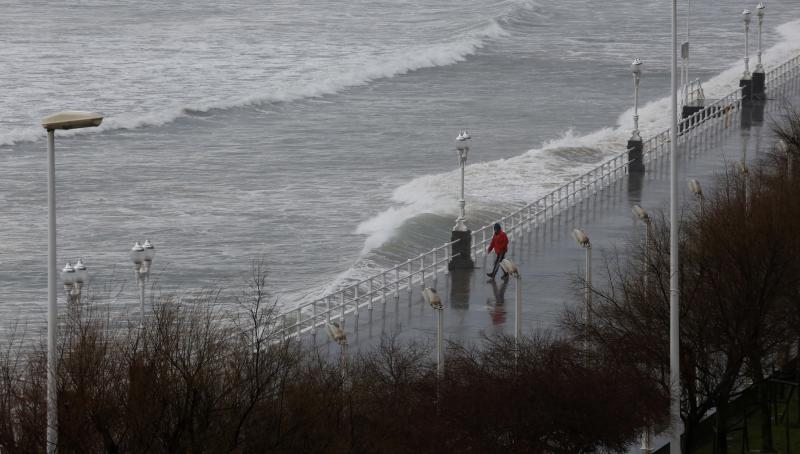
[486,272,495,279]
[501,273,509,280]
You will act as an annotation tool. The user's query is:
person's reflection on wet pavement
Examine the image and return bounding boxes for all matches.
[487,278,508,325]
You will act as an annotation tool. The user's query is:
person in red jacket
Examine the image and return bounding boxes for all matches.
[486,222,509,279]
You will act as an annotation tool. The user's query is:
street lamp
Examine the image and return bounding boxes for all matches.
[41,109,103,454]
[499,259,521,342]
[61,259,89,307]
[631,58,643,142]
[454,130,470,232]
[422,287,444,377]
[632,205,652,290]
[326,322,348,381]
[755,3,765,73]
[688,178,704,216]
[572,229,592,328]
[448,131,475,270]
[130,239,156,329]
[742,9,752,79]
[777,139,792,179]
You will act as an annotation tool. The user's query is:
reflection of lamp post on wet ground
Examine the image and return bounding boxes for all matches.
[130,240,156,329]
[632,205,652,291]
[41,110,103,454]
[499,259,521,342]
[688,178,704,216]
[448,131,475,270]
[572,229,592,328]
[735,161,751,215]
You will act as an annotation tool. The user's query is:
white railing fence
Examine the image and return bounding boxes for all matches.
[274,52,800,342]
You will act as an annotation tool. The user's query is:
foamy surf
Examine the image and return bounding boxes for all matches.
[0,8,521,148]
[353,18,800,265]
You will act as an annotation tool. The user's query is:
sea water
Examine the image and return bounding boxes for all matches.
[2,0,800,334]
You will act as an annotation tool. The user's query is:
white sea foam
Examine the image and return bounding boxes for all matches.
[0,7,514,148]
[354,19,800,257]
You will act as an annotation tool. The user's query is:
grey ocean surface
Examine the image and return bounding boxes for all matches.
[2,0,800,332]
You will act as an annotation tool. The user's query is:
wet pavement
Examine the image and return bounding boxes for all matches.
[308,84,800,359]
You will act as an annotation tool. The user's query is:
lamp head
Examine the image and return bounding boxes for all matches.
[756,2,765,17]
[130,241,145,264]
[422,287,443,310]
[688,178,703,197]
[742,9,752,24]
[61,262,75,286]
[735,160,748,174]
[777,139,788,154]
[73,258,89,285]
[631,204,650,222]
[455,130,470,151]
[499,259,519,278]
[326,322,347,345]
[41,111,103,131]
[631,58,643,75]
[572,229,591,248]
[143,239,156,261]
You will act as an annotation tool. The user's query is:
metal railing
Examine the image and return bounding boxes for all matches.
[274,52,800,342]
[469,151,631,260]
[276,240,458,340]
[765,55,800,89]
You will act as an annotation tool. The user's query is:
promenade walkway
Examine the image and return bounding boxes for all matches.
[308,89,799,356]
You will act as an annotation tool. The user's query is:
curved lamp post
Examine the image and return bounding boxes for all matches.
[41,110,103,454]
[130,239,156,329]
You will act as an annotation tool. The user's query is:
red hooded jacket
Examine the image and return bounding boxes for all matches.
[488,230,508,254]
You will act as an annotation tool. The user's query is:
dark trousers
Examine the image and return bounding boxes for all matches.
[490,250,506,276]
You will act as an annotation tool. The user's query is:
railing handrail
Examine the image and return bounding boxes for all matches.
[273,52,800,341]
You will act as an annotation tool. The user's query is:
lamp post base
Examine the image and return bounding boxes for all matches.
[448,229,474,270]
[627,138,644,173]
[751,70,765,100]
[740,78,753,105]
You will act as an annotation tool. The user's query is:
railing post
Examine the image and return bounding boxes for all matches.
[407,260,413,296]
[354,285,360,316]
[281,314,287,343]
[432,248,438,287]
[444,246,450,275]
[368,278,374,311]
[420,255,426,290]
[395,267,400,299]
[312,301,317,339]
[296,308,301,338]
[382,272,388,304]
[340,291,346,326]
[326,295,332,323]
